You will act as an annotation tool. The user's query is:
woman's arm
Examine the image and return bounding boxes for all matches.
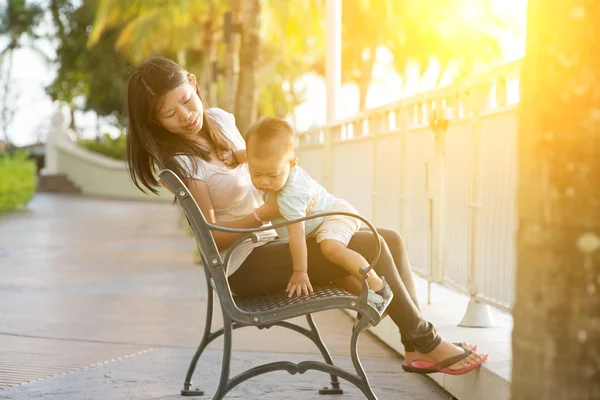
[162,178,280,251]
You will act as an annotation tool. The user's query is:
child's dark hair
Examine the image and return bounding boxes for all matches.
[245,117,294,158]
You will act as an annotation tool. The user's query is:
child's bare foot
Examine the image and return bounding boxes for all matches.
[366,274,384,292]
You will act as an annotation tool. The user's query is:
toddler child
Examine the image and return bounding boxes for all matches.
[224,117,391,306]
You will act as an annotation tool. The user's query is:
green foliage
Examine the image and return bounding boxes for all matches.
[77,133,127,161]
[0,0,45,41]
[0,152,36,214]
[88,0,213,64]
[46,0,130,125]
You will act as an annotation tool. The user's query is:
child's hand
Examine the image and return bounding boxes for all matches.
[218,149,236,166]
[286,271,313,298]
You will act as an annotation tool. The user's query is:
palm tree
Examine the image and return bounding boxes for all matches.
[329,0,509,111]
[339,0,403,111]
[221,0,242,113]
[0,0,44,62]
[88,0,228,105]
[253,0,324,121]
[512,0,600,398]
[88,0,210,64]
[87,0,324,130]
[234,0,261,134]
[389,0,510,86]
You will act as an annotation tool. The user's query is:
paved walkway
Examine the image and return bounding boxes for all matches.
[0,194,450,399]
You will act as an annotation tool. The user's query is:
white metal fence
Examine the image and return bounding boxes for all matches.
[296,59,521,316]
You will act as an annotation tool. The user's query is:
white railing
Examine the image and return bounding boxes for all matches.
[296,59,521,322]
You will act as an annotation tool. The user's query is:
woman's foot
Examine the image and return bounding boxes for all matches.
[404,340,488,371]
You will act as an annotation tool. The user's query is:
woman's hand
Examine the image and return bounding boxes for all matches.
[286,271,313,297]
[305,194,319,213]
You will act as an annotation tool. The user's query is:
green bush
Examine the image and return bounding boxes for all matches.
[78,133,127,161]
[0,152,37,213]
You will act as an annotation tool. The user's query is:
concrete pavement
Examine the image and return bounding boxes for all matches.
[0,194,451,399]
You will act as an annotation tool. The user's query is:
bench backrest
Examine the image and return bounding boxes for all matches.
[158,169,246,319]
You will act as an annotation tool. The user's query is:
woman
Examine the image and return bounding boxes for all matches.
[125,56,488,375]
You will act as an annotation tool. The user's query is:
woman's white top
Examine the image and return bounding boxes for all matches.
[177,108,277,275]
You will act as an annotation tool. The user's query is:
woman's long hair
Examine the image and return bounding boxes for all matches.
[125,57,229,194]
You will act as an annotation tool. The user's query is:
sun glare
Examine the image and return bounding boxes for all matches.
[460,3,483,21]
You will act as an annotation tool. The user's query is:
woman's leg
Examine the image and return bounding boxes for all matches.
[228,239,350,297]
[229,233,487,370]
[376,229,420,308]
[230,232,438,352]
[372,229,419,352]
[345,230,440,353]
[348,229,487,369]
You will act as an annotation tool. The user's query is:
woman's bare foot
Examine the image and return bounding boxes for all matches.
[405,340,488,371]
[405,342,474,362]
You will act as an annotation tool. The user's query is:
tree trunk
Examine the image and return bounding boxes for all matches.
[69,103,77,134]
[208,38,218,106]
[0,49,15,145]
[200,19,214,102]
[358,46,376,111]
[235,0,261,135]
[512,1,600,399]
[177,49,187,68]
[221,0,241,113]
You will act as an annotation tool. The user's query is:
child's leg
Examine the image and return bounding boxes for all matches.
[320,239,384,291]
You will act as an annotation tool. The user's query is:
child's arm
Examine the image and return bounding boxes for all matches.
[286,222,314,297]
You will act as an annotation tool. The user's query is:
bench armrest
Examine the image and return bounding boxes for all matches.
[211,212,381,305]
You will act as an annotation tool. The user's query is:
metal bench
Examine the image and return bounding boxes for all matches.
[159,168,392,400]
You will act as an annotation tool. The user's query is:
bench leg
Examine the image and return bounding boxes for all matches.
[305,314,344,395]
[349,317,378,400]
[181,281,215,396]
[211,314,233,400]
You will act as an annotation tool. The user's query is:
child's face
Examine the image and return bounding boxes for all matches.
[247,153,294,193]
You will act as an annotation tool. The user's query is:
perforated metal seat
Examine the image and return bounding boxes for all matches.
[233,284,354,314]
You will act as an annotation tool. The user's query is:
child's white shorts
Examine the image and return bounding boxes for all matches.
[309,198,362,246]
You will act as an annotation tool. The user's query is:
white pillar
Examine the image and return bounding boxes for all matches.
[324,0,341,191]
[325,0,341,124]
[42,110,69,176]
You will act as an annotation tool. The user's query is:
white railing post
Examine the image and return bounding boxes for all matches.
[398,106,410,242]
[459,83,497,328]
[426,102,450,304]
[433,104,449,285]
[324,0,341,192]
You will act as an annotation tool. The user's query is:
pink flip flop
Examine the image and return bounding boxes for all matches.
[453,342,477,352]
[401,348,488,376]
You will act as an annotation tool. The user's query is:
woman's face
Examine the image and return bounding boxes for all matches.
[155,74,204,136]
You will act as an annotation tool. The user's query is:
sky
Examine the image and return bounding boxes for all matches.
[2,0,527,147]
